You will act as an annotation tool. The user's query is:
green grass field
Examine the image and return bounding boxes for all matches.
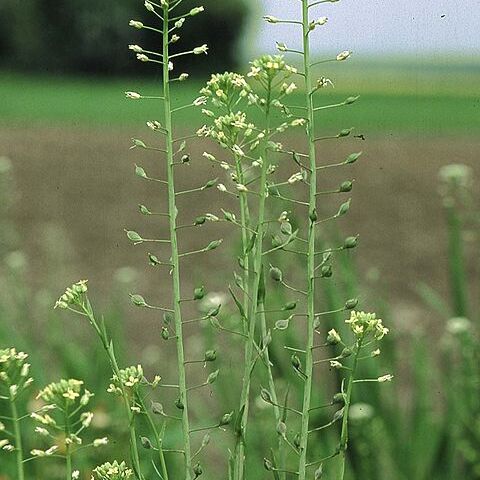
[1,59,479,136]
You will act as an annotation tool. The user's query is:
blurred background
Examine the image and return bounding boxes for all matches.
[0,0,479,479]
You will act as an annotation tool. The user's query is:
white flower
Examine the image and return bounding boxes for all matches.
[35,427,50,436]
[178,73,189,81]
[93,437,109,447]
[125,91,141,99]
[316,17,328,25]
[330,361,343,369]
[217,184,227,192]
[336,50,352,61]
[288,172,303,184]
[193,96,208,106]
[168,61,174,71]
[193,44,208,55]
[72,471,80,480]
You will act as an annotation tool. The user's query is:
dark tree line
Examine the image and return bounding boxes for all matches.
[0,0,250,75]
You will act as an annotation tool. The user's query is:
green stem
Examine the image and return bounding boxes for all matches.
[234,83,272,480]
[10,397,25,480]
[162,6,192,479]
[65,404,72,480]
[298,2,318,479]
[338,339,362,480]
[81,302,145,480]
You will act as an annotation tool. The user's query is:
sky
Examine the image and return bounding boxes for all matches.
[246,0,480,58]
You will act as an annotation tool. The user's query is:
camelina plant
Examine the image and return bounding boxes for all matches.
[0,1,392,479]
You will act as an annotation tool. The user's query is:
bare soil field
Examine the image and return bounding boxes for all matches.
[1,127,479,332]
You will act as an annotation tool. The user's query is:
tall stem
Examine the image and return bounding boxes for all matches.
[81,302,145,479]
[162,7,192,479]
[338,339,362,479]
[10,397,25,480]
[298,2,318,479]
[234,84,272,480]
[65,404,72,480]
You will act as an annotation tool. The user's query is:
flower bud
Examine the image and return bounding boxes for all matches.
[263,15,279,23]
[190,6,205,16]
[179,73,189,81]
[144,1,154,12]
[336,50,352,61]
[326,329,341,345]
[129,20,144,29]
[193,44,208,55]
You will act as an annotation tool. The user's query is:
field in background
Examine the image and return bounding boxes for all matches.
[1,59,479,135]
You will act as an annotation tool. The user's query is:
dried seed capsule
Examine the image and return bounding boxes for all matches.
[269,266,283,282]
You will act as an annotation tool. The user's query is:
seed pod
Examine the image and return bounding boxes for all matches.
[291,354,302,370]
[345,298,358,310]
[271,235,283,248]
[320,265,332,278]
[220,411,234,426]
[203,178,217,189]
[340,181,353,192]
[326,329,341,345]
[194,286,205,300]
[207,370,219,384]
[282,301,297,311]
[139,204,151,215]
[223,211,236,223]
[269,266,283,282]
[314,464,324,479]
[338,199,351,216]
[333,407,345,422]
[333,393,346,405]
[280,221,292,235]
[141,436,152,449]
[130,294,147,307]
[260,388,273,404]
[126,230,143,243]
[204,350,217,362]
[194,216,206,226]
[344,236,358,249]
[175,398,184,410]
[148,253,161,265]
[206,239,223,251]
[206,304,221,317]
[309,207,318,222]
[161,327,169,340]
[131,138,147,149]
[163,312,173,325]
[313,316,321,330]
[201,433,210,447]
[345,152,362,164]
[341,347,353,358]
[151,401,164,415]
[263,458,274,471]
[193,463,203,478]
[344,95,360,105]
[338,128,353,138]
[276,421,287,437]
[293,433,301,449]
[275,318,290,330]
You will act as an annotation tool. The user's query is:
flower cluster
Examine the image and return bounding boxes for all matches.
[37,379,92,406]
[54,280,88,309]
[91,461,134,480]
[0,348,33,399]
[247,55,297,82]
[200,72,252,107]
[345,311,389,340]
[107,365,145,396]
